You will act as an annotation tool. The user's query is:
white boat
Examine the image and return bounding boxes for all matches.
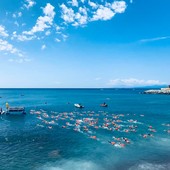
[74,104,84,108]
[0,108,5,115]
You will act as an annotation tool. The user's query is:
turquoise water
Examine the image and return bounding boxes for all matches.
[0,88,170,170]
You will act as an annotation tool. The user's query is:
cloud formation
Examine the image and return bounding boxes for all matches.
[0,38,29,63]
[23,3,55,36]
[0,25,9,37]
[8,0,127,44]
[109,78,166,87]
[140,36,170,43]
[0,39,22,57]
[91,5,115,21]
[0,0,128,61]
[41,44,46,50]
[24,0,36,9]
[60,1,127,25]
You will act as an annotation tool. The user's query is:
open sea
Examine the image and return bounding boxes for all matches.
[0,88,170,170]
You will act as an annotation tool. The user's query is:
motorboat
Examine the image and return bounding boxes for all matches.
[74,104,84,108]
[100,103,108,107]
[0,108,5,115]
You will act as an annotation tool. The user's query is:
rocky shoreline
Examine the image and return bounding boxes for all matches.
[143,88,170,95]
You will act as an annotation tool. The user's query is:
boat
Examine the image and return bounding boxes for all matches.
[5,102,26,115]
[74,104,84,108]
[100,103,108,107]
[6,107,26,114]
[0,108,5,115]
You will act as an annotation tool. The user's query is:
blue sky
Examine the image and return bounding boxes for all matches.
[0,0,170,88]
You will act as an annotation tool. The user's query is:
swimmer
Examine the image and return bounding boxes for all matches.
[148,126,153,129]
[108,141,116,145]
[142,134,148,138]
[115,142,125,148]
[167,130,170,133]
[120,143,125,147]
[123,137,130,143]
[148,129,156,132]
[90,136,97,140]
[124,129,129,133]
[147,133,153,137]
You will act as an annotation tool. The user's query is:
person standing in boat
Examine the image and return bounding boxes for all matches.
[6,103,9,110]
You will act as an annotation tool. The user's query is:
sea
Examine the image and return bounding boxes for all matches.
[0,88,170,170]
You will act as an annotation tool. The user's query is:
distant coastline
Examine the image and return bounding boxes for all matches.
[143,85,170,95]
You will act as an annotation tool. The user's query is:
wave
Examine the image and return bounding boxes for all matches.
[128,162,170,170]
[37,159,104,170]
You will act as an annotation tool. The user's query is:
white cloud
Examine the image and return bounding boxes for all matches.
[0,25,9,37]
[69,0,79,7]
[74,7,88,26]
[61,4,88,26]
[56,25,62,31]
[10,0,127,44]
[81,0,85,3]
[14,21,19,27]
[91,5,115,21]
[62,34,68,41]
[109,78,166,87]
[18,12,22,17]
[88,0,98,9]
[45,30,51,36]
[12,14,16,18]
[0,38,30,63]
[43,3,55,18]
[60,4,75,23]
[24,0,36,9]
[60,1,127,26]
[22,3,55,39]
[0,39,23,57]
[111,1,127,13]
[12,31,36,41]
[41,44,46,50]
[13,12,22,18]
[8,58,31,63]
[140,36,170,43]
[55,38,61,42]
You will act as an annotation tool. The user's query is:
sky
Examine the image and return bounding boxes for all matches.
[0,0,170,88]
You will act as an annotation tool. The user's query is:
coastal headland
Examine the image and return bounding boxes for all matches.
[144,85,170,94]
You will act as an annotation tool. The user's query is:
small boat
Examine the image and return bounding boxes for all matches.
[6,107,26,115]
[100,103,108,107]
[0,108,5,115]
[74,104,84,108]
[5,103,26,115]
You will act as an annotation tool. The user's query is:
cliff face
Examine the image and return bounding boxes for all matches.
[144,88,170,94]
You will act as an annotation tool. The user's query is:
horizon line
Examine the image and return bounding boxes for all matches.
[0,86,167,89]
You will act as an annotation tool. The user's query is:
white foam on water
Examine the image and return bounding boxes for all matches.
[38,160,103,170]
[129,162,170,170]
[152,137,170,148]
